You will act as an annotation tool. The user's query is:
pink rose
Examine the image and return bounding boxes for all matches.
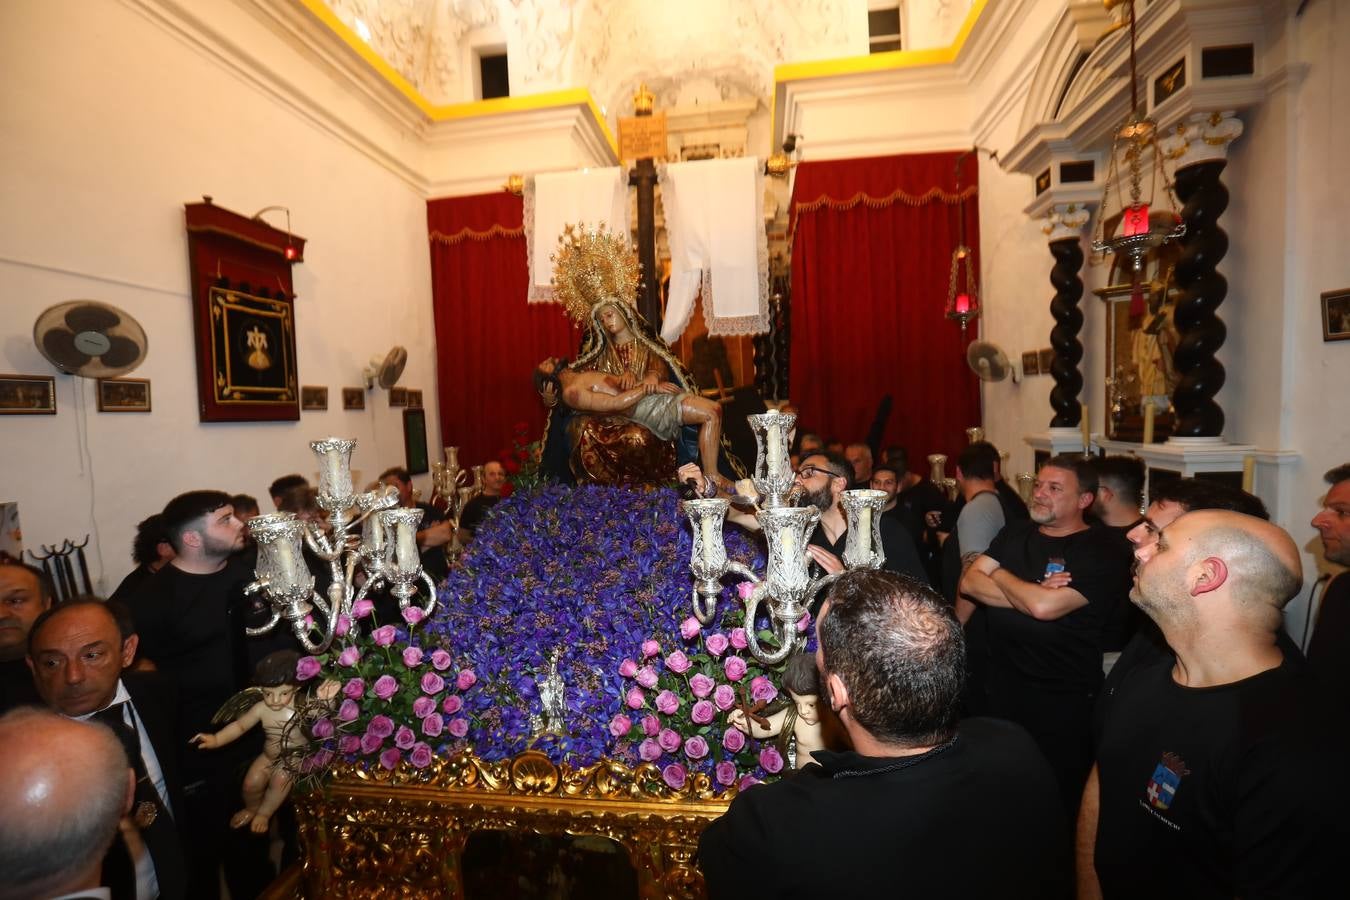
[750,675,778,704]
[337,699,360,722]
[655,690,680,714]
[394,725,416,750]
[359,733,382,755]
[705,633,729,657]
[657,728,682,753]
[662,763,686,789]
[635,666,659,689]
[759,746,784,774]
[337,735,361,755]
[618,658,638,678]
[684,735,710,760]
[609,714,632,737]
[689,674,714,698]
[715,761,738,786]
[352,598,374,619]
[372,625,398,647]
[722,727,746,752]
[691,700,715,725]
[441,694,463,715]
[295,656,322,681]
[334,614,352,637]
[412,696,437,719]
[679,616,701,640]
[736,581,756,600]
[730,628,748,650]
[665,651,692,674]
[456,669,477,691]
[310,718,334,739]
[421,672,446,695]
[373,675,398,701]
[641,715,660,736]
[739,775,761,791]
[342,678,365,700]
[401,606,425,626]
[641,640,661,658]
[713,684,736,711]
[367,715,395,739]
[379,747,402,770]
[723,656,748,682]
[337,646,361,667]
[430,649,453,671]
[308,748,334,771]
[402,646,424,668]
[448,717,469,738]
[625,687,646,709]
[796,612,812,633]
[409,742,433,768]
[639,738,662,762]
[422,714,443,737]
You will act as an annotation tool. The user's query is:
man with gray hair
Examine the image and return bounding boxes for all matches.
[699,570,1068,898]
[1083,510,1347,898]
[0,707,133,900]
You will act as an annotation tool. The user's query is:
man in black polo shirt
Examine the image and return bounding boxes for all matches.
[380,466,452,583]
[1083,510,1346,898]
[957,454,1131,814]
[699,570,1068,898]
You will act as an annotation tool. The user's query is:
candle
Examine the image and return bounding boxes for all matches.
[1081,404,1091,451]
[363,513,384,553]
[1142,403,1156,445]
[700,514,716,551]
[857,507,873,555]
[271,535,299,590]
[1242,455,1255,493]
[396,520,419,572]
[780,528,796,564]
[766,419,783,478]
[955,293,971,314]
[1123,204,1150,237]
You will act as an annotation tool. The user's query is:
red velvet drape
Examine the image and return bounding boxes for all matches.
[428,193,580,467]
[789,152,981,471]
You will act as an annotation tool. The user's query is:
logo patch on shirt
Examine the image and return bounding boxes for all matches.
[1145,751,1189,811]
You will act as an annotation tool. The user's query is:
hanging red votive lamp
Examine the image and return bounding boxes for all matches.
[945,244,980,334]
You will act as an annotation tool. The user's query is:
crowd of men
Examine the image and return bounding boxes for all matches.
[3,437,1350,898]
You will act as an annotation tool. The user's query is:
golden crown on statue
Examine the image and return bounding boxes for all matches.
[550,223,642,324]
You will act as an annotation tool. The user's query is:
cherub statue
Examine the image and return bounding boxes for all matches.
[727,653,824,770]
[191,650,312,834]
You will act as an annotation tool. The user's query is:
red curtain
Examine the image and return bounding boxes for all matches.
[428,193,580,467]
[789,152,981,470]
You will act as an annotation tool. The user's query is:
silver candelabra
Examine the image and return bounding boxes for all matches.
[685,409,888,665]
[245,437,438,653]
[431,446,484,565]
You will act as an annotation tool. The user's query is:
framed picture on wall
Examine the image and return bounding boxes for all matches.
[406,388,423,409]
[342,387,365,410]
[0,374,56,414]
[389,386,408,407]
[97,378,151,412]
[1021,351,1040,376]
[403,407,429,475]
[1321,288,1350,342]
[301,386,328,411]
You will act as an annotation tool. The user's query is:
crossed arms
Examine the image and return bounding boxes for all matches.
[956,554,1089,623]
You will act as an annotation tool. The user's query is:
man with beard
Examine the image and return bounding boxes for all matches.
[1307,463,1350,696]
[957,455,1132,815]
[1082,510,1346,898]
[127,491,272,900]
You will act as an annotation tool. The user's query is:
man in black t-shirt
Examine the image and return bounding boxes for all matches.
[457,460,508,541]
[958,454,1132,814]
[699,570,1069,899]
[1309,462,1350,702]
[1084,510,1346,899]
[380,466,452,584]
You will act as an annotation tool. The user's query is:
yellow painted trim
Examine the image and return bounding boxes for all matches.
[771,0,988,139]
[298,0,618,159]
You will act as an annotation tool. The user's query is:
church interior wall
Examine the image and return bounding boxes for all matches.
[0,0,440,592]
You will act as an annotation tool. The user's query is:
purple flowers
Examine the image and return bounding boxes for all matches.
[430,649,453,671]
[367,715,395,739]
[401,606,425,626]
[372,625,398,648]
[750,675,778,704]
[655,690,680,715]
[337,646,361,667]
[618,658,638,678]
[352,598,374,619]
[684,736,709,759]
[691,700,715,725]
[394,726,416,750]
[409,743,433,768]
[311,718,334,739]
[639,739,662,761]
[722,727,746,752]
[448,717,469,738]
[723,656,748,682]
[412,696,437,719]
[635,666,659,689]
[759,746,784,774]
[642,640,661,658]
[420,672,445,695]
[608,714,632,737]
[455,669,477,691]
[705,633,729,657]
[657,728,682,753]
[679,617,701,640]
[372,675,399,701]
[295,656,322,681]
[337,700,360,722]
[665,651,692,674]
[402,647,423,668]
[713,685,736,711]
[689,673,714,698]
[662,763,687,789]
[343,678,365,700]
[625,687,645,709]
[422,714,443,737]
[715,761,738,786]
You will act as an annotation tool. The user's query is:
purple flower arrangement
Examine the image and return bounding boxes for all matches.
[294,602,479,772]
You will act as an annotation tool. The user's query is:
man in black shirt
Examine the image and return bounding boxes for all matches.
[958,454,1132,814]
[699,570,1069,899]
[108,513,176,607]
[380,466,452,583]
[457,460,507,540]
[1308,462,1350,700]
[1084,510,1346,898]
[128,491,272,900]
[0,562,52,714]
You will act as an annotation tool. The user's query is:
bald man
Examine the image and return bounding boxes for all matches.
[0,707,133,900]
[1081,511,1346,899]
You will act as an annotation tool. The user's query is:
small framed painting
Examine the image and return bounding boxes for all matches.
[406,388,423,409]
[389,386,409,407]
[301,385,329,411]
[0,374,56,414]
[97,378,151,412]
[342,387,365,410]
[1321,288,1350,342]
[1021,351,1040,376]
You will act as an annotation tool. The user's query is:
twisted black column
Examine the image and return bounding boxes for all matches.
[1170,160,1229,437]
[1048,236,1085,427]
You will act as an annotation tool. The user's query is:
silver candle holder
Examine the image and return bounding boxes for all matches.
[748,410,797,508]
[839,489,887,570]
[927,453,948,485]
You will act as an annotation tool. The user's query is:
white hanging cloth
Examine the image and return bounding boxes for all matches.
[525,167,630,303]
[659,157,770,343]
